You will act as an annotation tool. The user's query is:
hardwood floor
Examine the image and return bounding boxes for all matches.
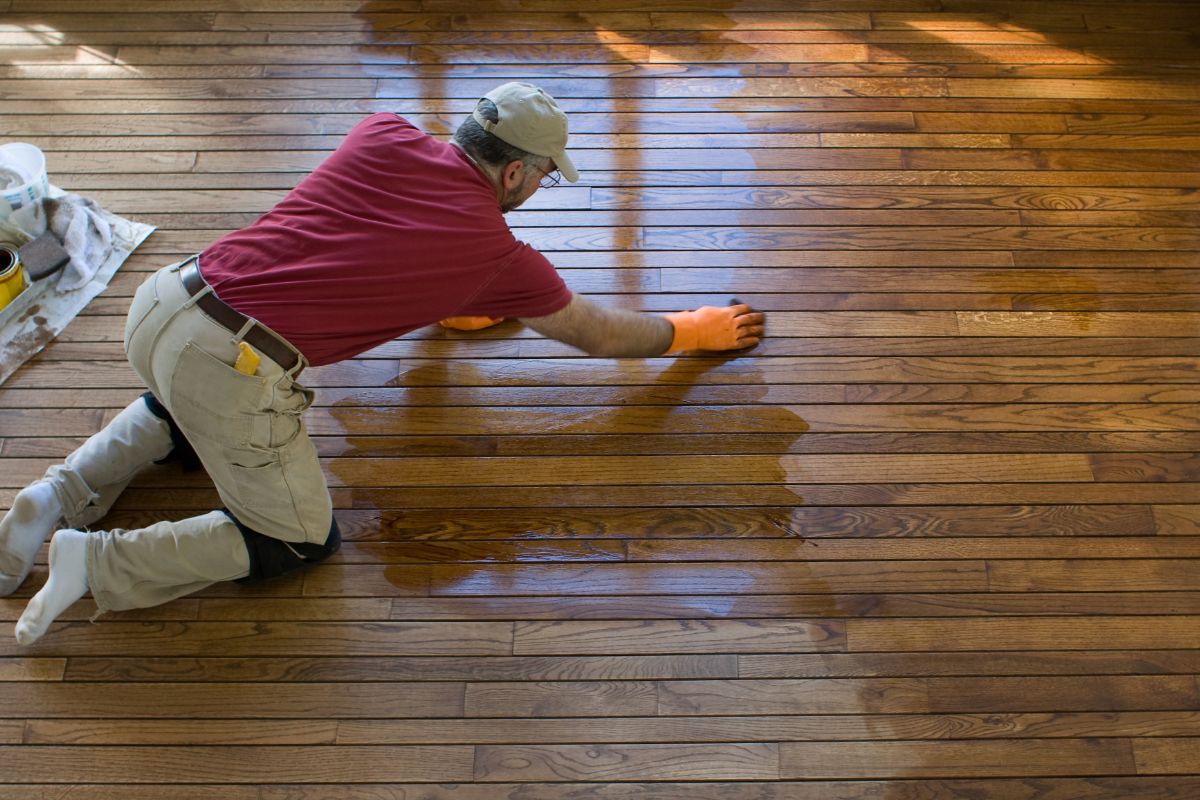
[0,1,1198,796]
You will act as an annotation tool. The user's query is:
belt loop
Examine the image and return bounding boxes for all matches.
[232,317,255,343]
[168,254,198,273]
[287,352,307,379]
[181,281,212,310]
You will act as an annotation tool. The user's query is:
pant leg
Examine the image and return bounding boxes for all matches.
[88,510,341,613]
[87,510,250,612]
[43,392,173,530]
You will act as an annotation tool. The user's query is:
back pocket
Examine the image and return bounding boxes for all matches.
[168,341,269,450]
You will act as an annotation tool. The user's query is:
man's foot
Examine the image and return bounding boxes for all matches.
[0,482,63,596]
[15,529,89,646]
[438,316,505,331]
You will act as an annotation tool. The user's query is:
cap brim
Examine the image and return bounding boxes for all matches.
[553,149,579,183]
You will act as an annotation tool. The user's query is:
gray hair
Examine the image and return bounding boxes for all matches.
[453,98,551,175]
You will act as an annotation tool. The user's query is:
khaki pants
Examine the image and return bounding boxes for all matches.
[43,258,332,612]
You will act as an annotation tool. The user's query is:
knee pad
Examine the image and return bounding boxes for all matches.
[141,391,201,471]
[222,509,341,583]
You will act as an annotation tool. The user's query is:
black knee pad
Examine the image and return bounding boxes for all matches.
[141,391,202,472]
[222,509,341,583]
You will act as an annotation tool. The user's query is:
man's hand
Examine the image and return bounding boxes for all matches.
[439,316,505,331]
[664,304,765,353]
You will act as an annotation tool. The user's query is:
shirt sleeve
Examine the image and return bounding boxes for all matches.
[458,242,573,319]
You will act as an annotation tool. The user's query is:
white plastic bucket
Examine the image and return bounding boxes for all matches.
[0,142,49,217]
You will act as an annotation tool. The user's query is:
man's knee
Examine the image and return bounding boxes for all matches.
[221,509,341,583]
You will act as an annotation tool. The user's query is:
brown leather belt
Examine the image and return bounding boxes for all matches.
[179,260,300,372]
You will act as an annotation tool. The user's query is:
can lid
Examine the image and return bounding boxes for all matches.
[0,244,21,277]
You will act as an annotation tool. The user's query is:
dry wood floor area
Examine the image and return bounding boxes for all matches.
[1,0,1199,797]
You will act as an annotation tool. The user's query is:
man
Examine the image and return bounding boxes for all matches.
[1,82,764,645]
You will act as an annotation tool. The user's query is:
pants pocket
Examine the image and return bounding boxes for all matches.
[168,341,269,450]
[224,432,328,544]
[228,456,300,527]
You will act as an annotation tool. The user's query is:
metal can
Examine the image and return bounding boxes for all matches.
[0,244,26,312]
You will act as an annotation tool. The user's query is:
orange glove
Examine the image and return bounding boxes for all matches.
[438,316,505,331]
[664,304,765,353]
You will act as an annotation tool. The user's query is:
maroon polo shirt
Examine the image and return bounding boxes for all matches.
[199,113,571,366]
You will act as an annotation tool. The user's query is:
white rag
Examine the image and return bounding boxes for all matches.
[6,193,114,291]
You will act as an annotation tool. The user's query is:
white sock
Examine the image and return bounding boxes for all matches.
[15,529,89,646]
[0,482,63,596]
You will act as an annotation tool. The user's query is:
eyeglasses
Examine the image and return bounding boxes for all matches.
[537,168,562,189]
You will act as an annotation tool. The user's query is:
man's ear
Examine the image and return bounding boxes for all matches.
[502,160,525,190]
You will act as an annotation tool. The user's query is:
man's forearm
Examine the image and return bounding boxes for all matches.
[520,293,674,357]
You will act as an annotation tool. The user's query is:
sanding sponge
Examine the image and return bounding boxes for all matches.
[18,232,70,281]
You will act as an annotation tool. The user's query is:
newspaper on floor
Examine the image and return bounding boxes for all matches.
[0,185,156,386]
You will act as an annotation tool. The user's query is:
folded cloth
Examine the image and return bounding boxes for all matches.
[7,193,113,291]
[46,195,113,290]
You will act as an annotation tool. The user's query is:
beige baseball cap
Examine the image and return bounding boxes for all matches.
[472,82,579,183]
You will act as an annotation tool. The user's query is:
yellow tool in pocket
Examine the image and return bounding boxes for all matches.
[234,341,261,376]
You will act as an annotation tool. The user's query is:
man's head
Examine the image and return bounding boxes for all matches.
[453,82,578,212]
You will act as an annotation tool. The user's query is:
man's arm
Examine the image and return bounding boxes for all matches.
[519,293,674,357]
[520,292,765,357]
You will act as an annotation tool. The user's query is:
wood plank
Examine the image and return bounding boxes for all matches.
[8,382,1200,408]
[0,745,473,783]
[847,617,1200,651]
[11,434,1193,466]
[779,739,1135,779]
[0,682,465,718]
[463,680,658,717]
[10,356,1200,388]
[424,562,988,598]
[657,676,1198,715]
[9,482,1191,510]
[508,620,845,655]
[197,591,1200,621]
[20,331,1200,359]
[988,560,1200,591]
[24,719,340,745]
[0,447,1185,487]
[642,226,1200,251]
[0,660,66,682]
[0,622,510,657]
[4,482,1186,511]
[15,95,1200,115]
[624,537,1200,563]
[0,722,21,745]
[335,710,1200,744]
[738,650,1200,677]
[194,147,909,172]
[1153,505,1200,535]
[948,79,1200,100]
[4,111,928,136]
[1133,738,1200,775]
[316,454,1102,486]
[3,779,1200,800]
[594,186,1200,210]
[473,743,779,781]
[62,655,736,682]
[52,167,1200,189]
[95,504,1171,540]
